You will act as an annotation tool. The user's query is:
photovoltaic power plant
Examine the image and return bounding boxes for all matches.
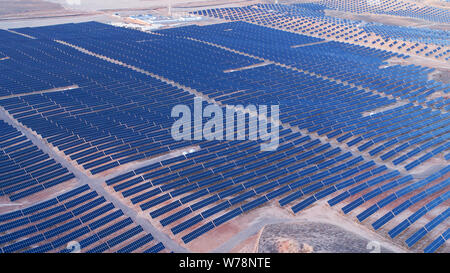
[0,1,448,253]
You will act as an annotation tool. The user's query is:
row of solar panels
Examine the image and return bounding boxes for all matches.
[0,120,75,201]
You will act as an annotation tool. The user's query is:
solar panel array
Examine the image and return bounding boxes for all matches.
[317,0,450,23]
[0,30,78,97]
[8,21,444,251]
[0,120,75,201]
[361,24,450,47]
[192,3,450,61]
[10,22,448,171]
[0,35,203,175]
[0,4,448,253]
[0,184,166,253]
[156,22,448,107]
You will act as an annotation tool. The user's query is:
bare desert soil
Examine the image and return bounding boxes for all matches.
[258,222,395,253]
[0,0,64,16]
